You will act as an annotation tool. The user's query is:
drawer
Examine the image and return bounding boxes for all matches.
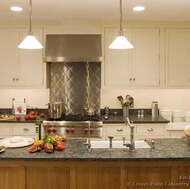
[136,124,165,135]
[105,125,130,136]
[166,131,185,138]
[12,124,36,136]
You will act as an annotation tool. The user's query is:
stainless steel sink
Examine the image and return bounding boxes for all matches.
[90,140,151,149]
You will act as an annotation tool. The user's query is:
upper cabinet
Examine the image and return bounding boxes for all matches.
[165,29,190,87]
[104,28,160,88]
[0,28,44,88]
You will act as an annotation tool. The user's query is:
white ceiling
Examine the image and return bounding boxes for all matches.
[0,0,190,23]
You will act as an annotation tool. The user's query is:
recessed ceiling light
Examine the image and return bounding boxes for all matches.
[10,6,23,12]
[133,6,145,12]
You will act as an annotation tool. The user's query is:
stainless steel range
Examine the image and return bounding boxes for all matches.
[42,114,103,138]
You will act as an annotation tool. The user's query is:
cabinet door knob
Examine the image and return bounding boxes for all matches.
[129,78,132,81]
[23,128,30,131]
[16,78,19,81]
[133,78,135,81]
[117,128,123,132]
[147,128,154,132]
[13,78,15,81]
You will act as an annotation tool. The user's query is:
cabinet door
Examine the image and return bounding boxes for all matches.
[132,28,160,87]
[104,28,132,87]
[18,29,43,87]
[0,29,18,86]
[0,123,12,138]
[12,123,39,140]
[165,29,190,87]
[104,28,160,88]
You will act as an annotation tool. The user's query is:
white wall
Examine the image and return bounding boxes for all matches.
[0,89,49,109]
[101,88,190,114]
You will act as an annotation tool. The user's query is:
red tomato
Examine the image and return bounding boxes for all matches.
[55,144,65,151]
[40,113,45,118]
[44,143,54,153]
[29,115,35,120]
[24,115,29,120]
[28,145,38,153]
[16,116,21,120]
[30,111,36,115]
[56,141,65,146]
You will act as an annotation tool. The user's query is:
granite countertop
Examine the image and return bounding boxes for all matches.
[0,138,190,162]
[102,115,170,124]
[0,115,45,123]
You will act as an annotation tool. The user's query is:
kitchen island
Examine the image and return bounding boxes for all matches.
[0,138,190,189]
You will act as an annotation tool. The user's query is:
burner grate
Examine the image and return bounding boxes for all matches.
[63,114,100,121]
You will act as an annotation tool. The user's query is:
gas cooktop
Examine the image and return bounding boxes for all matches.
[45,114,101,122]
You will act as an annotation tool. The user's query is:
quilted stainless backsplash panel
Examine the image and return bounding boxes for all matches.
[49,62,101,114]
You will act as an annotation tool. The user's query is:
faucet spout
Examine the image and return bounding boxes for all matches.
[123,117,135,152]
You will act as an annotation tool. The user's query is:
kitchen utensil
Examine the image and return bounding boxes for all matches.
[122,104,129,117]
[104,107,109,116]
[125,95,130,103]
[48,101,66,119]
[117,96,124,105]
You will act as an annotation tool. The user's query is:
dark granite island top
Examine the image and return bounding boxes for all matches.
[1,138,190,189]
[0,138,190,162]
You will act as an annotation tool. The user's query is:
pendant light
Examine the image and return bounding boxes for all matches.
[18,0,43,49]
[109,0,133,49]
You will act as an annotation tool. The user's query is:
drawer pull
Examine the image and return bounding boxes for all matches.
[147,128,154,132]
[23,128,30,131]
[117,128,123,132]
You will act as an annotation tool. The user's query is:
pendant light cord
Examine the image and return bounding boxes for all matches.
[28,0,33,35]
[119,0,123,35]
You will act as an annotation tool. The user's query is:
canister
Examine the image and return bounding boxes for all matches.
[152,101,158,116]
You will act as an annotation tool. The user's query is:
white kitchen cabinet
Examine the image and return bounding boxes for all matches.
[166,130,185,138]
[165,29,190,87]
[0,28,44,88]
[0,123,39,140]
[135,124,166,140]
[104,123,166,141]
[165,122,186,138]
[104,124,130,140]
[104,28,160,87]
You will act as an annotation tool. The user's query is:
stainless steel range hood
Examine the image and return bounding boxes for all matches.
[43,34,102,63]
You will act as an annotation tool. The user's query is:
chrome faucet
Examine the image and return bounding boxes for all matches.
[123,117,135,152]
[83,122,91,151]
[108,136,114,151]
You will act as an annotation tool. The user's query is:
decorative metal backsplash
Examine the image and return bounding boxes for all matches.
[49,62,101,114]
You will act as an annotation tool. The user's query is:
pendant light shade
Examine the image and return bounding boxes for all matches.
[109,0,133,49]
[18,0,43,49]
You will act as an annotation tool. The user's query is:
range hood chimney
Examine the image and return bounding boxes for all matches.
[43,34,102,63]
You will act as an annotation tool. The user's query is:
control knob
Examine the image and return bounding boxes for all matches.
[84,128,89,134]
[71,128,75,133]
